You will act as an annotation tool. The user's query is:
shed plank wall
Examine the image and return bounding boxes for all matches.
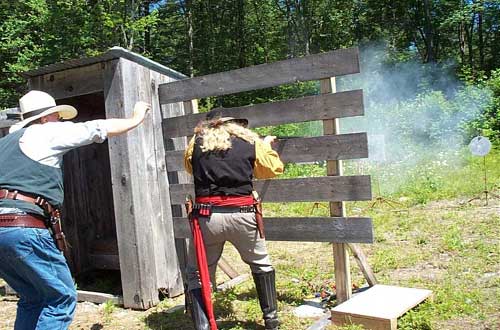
[29,62,105,100]
[104,58,178,309]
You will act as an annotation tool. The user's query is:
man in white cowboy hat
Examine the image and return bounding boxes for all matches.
[0,90,150,330]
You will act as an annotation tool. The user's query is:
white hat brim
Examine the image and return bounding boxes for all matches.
[9,105,77,133]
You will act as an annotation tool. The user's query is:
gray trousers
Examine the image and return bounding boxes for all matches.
[186,212,274,290]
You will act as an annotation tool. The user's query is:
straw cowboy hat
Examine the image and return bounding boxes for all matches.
[9,90,77,133]
[205,108,248,127]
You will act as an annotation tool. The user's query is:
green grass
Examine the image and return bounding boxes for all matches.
[101,300,116,324]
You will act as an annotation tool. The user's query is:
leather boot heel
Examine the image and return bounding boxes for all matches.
[252,270,280,330]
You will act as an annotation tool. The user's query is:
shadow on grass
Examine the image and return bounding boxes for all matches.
[144,309,264,330]
[145,287,268,330]
[144,309,192,330]
[217,285,304,307]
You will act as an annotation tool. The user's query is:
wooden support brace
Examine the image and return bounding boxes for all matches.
[218,256,240,279]
[216,274,250,292]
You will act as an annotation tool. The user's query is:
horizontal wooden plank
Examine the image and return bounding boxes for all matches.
[162,89,363,138]
[170,175,372,205]
[28,62,105,100]
[173,217,373,243]
[159,47,359,104]
[165,133,368,172]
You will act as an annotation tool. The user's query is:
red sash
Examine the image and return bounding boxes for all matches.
[195,195,254,206]
[190,195,254,330]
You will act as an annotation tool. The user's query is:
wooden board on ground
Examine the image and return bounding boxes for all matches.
[77,290,124,305]
[331,285,433,330]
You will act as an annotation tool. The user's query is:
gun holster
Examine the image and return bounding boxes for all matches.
[253,197,265,239]
[46,209,69,253]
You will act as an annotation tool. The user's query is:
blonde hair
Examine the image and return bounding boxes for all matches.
[194,121,259,152]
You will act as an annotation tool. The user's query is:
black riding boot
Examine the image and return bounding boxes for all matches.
[253,270,280,330]
[188,288,210,330]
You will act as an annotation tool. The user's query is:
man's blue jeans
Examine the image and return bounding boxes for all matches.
[0,227,77,330]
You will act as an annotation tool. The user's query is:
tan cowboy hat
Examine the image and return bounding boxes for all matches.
[206,109,248,127]
[9,90,77,133]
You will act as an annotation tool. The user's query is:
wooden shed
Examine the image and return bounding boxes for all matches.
[1,47,191,309]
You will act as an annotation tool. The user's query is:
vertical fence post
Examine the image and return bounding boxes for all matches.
[321,77,352,304]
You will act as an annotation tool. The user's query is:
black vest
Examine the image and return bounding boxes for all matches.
[192,136,255,197]
[0,128,64,216]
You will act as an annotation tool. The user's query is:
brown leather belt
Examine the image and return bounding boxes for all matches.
[0,189,55,214]
[0,214,47,229]
[0,189,68,252]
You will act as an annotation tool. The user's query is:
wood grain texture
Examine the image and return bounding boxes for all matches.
[158,47,359,104]
[162,90,363,138]
[160,86,196,294]
[173,217,373,243]
[169,175,372,205]
[150,71,184,298]
[28,62,105,100]
[104,58,165,309]
[331,285,433,329]
[348,243,378,287]
[164,133,368,172]
[321,77,352,303]
[63,141,115,275]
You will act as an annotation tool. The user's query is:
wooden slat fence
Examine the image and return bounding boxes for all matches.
[158,46,372,245]
[158,47,373,304]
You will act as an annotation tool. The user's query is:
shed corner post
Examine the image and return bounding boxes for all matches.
[102,58,160,309]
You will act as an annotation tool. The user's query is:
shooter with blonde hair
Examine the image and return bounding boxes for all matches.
[184,110,283,330]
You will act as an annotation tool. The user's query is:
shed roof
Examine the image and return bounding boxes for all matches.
[22,47,187,80]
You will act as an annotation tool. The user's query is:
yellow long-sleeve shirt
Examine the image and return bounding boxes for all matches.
[184,136,284,179]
